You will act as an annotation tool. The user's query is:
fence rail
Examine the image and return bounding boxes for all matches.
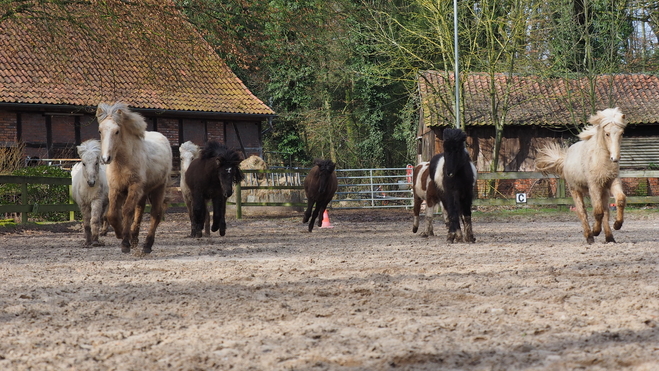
[2,169,659,223]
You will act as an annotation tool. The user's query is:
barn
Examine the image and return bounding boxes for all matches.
[417,71,659,171]
[0,2,275,168]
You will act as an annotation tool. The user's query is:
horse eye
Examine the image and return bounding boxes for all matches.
[82,163,86,167]
[606,133,610,137]
[115,130,119,135]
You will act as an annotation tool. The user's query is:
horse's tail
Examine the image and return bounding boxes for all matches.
[535,142,566,177]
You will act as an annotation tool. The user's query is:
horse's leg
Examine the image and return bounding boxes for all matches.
[598,188,615,243]
[571,189,594,244]
[130,194,148,248]
[191,194,206,238]
[185,196,195,238]
[611,177,626,230]
[303,198,314,224]
[211,196,221,233]
[81,204,92,246]
[420,201,435,237]
[120,184,144,253]
[106,189,125,239]
[591,183,607,238]
[100,199,109,236]
[204,203,211,237]
[90,198,105,247]
[308,204,322,232]
[412,195,422,233]
[461,198,475,243]
[218,197,228,236]
[444,196,460,243]
[142,185,166,254]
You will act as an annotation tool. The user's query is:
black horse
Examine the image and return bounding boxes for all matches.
[185,141,244,238]
[303,159,338,232]
[426,128,477,243]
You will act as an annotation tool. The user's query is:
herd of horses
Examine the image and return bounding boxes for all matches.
[70,102,629,253]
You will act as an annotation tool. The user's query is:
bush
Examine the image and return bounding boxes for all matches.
[0,165,71,222]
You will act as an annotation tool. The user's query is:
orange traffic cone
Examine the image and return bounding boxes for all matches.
[320,210,333,228]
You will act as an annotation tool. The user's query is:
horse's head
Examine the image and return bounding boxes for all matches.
[215,150,244,198]
[96,102,147,164]
[314,159,336,193]
[588,108,627,163]
[76,140,102,187]
[442,128,468,178]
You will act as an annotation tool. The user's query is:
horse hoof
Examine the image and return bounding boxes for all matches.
[586,236,595,244]
[142,246,152,254]
[91,241,105,247]
[121,244,131,254]
[605,236,616,243]
[219,229,226,237]
[211,224,219,232]
[419,233,428,238]
[593,229,601,237]
[614,221,623,230]
[412,226,418,233]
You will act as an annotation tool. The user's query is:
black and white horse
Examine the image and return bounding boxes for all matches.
[426,128,477,243]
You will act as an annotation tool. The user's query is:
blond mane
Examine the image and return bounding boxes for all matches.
[96,102,147,139]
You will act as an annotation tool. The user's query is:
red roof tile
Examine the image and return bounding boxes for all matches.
[0,2,274,116]
[419,71,659,127]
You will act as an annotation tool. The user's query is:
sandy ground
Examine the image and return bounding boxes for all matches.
[0,208,658,371]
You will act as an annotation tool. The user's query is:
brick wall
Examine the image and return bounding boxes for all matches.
[51,116,76,144]
[207,120,225,143]
[0,110,17,143]
[80,115,99,141]
[157,118,179,145]
[22,113,47,143]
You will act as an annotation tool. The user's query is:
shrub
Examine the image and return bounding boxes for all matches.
[0,165,71,222]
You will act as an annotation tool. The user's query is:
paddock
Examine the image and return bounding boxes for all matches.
[0,209,658,370]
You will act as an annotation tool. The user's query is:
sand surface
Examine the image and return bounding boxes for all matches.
[1,209,658,370]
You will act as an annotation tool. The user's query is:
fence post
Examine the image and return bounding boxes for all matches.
[21,180,28,224]
[69,184,75,221]
[370,169,375,207]
[235,181,242,219]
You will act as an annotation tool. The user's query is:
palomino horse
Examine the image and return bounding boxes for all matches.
[412,161,446,237]
[185,141,244,238]
[71,139,109,247]
[179,141,209,237]
[303,159,338,232]
[536,107,627,244]
[97,102,173,254]
[427,128,477,243]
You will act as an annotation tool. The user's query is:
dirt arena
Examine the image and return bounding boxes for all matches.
[0,208,658,370]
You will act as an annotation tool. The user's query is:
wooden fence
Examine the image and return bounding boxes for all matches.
[2,170,659,223]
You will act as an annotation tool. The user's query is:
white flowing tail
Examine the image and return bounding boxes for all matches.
[535,142,567,177]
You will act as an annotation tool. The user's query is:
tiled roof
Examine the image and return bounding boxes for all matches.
[419,71,659,127]
[0,3,274,116]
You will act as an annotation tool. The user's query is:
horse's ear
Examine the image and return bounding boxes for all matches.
[76,145,84,157]
[215,157,222,166]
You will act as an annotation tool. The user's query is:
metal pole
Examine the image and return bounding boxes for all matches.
[453,0,461,129]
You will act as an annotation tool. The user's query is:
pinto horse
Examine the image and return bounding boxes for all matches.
[303,159,338,232]
[426,128,477,243]
[97,102,172,254]
[412,161,446,237]
[71,139,109,247]
[185,141,244,238]
[536,107,627,244]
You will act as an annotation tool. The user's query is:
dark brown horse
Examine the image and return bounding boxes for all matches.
[185,141,244,238]
[303,159,338,232]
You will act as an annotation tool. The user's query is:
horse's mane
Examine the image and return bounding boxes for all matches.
[77,139,101,158]
[96,102,147,139]
[313,159,336,173]
[579,107,627,141]
[201,141,242,165]
[443,128,468,152]
[180,141,199,158]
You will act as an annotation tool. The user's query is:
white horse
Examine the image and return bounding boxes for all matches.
[536,107,627,244]
[97,102,173,254]
[179,141,209,237]
[70,139,109,247]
